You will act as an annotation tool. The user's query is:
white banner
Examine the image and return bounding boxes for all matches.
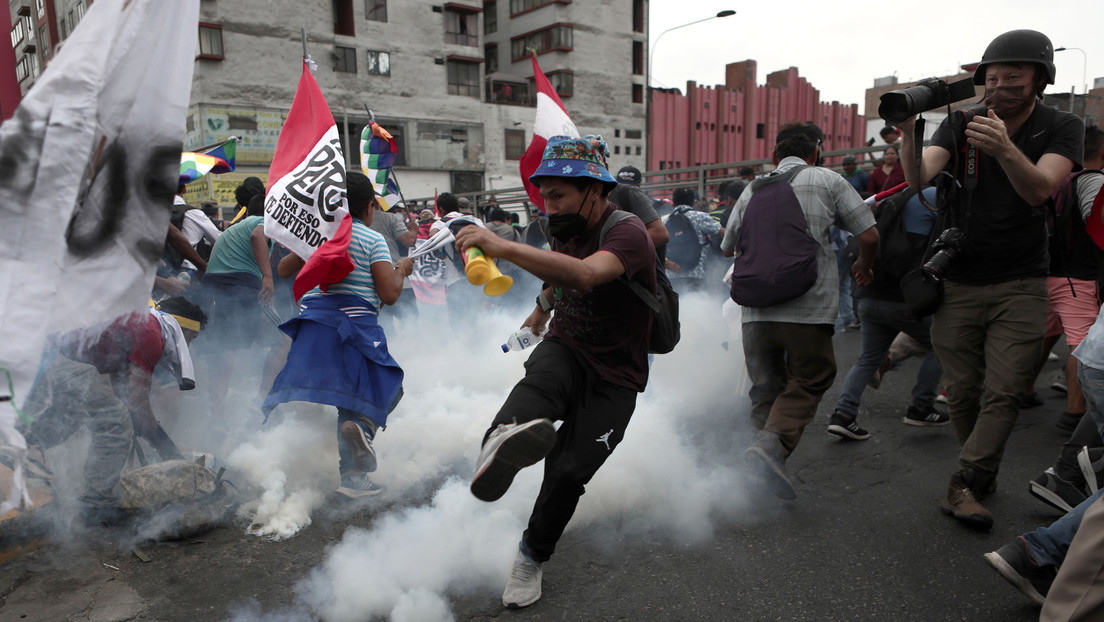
[264,126,349,260]
[0,0,199,512]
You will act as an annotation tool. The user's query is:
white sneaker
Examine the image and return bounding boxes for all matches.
[502,549,543,608]
[471,419,556,502]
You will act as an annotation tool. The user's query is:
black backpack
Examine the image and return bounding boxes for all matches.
[664,207,701,273]
[729,165,818,307]
[853,187,933,302]
[600,210,680,354]
[1047,170,1104,280]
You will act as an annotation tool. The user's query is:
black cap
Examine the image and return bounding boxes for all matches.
[616,165,642,187]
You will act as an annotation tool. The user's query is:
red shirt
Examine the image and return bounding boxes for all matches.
[62,312,165,375]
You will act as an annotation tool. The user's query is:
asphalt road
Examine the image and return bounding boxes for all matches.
[0,326,1073,621]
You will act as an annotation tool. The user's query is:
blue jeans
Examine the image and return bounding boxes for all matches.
[1080,362,1104,440]
[1024,489,1104,567]
[834,298,943,417]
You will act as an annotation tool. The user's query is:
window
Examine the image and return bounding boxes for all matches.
[547,71,572,97]
[445,8,478,47]
[197,24,224,59]
[509,0,567,15]
[36,0,45,19]
[39,25,48,58]
[626,129,642,139]
[10,23,23,48]
[485,44,498,74]
[447,60,480,97]
[632,84,643,104]
[632,41,643,75]
[59,15,68,40]
[75,1,85,22]
[510,24,572,61]
[367,50,390,75]
[334,45,356,72]
[334,0,355,36]
[756,123,765,139]
[29,53,40,80]
[505,129,525,160]
[636,146,642,156]
[614,146,621,155]
[632,0,645,33]
[14,57,29,83]
[484,1,497,34]
[365,0,387,21]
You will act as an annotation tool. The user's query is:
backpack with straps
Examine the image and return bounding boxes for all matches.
[600,210,680,354]
[1047,169,1104,280]
[729,165,819,308]
[853,187,935,302]
[664,207,701,273]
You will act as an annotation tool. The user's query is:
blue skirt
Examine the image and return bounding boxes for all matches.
[262,294,404,427]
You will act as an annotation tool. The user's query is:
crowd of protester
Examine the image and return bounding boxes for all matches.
[11,27,1104,618]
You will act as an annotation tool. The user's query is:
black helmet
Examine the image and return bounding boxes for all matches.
[973,29,1055,85]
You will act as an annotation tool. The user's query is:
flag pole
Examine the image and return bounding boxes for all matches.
[301,28,307,59]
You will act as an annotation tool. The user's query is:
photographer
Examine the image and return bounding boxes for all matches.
[898,29,1084,530]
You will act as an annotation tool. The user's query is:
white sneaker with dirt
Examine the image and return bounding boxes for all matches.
[471,419,556,502]
[502,549,543,608]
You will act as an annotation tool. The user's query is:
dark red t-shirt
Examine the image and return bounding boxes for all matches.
[62,312,165,375]
[546,205,656,392]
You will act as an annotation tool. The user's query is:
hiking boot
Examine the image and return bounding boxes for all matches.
[1056,411,1083,434]
[502,548,543,608]
[471,419,557,502]
[903,405,950,427]
[983,536,1056,605]
[1029,468,1087,514]
[337,473,384,498]
[867,355,893,390]
[744,432,796,501]
[827,410,870,441]
[1078,446,1104,494]
[941,471,993,530]
[339,420,378,473]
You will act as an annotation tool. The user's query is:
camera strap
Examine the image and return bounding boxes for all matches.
[911,117,938,212]
[960,142,979,237]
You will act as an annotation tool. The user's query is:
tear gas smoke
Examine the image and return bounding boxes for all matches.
[227,291,758,620]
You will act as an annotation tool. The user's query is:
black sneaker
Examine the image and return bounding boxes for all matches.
[1019,393,1045,409]
[1028,467,1087,514]
[339,420,378,473]
[1078,446,1104,494]
[983,536,1056,605]
[827,411,869,441]
[1056,411,1083,433]
[903,405,950,427]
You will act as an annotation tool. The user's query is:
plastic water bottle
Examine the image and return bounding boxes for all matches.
[501,327,542,353]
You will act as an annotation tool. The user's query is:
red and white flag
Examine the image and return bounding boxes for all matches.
[263,60,354,299]
[264,60,349,261]
[519,54,579,211]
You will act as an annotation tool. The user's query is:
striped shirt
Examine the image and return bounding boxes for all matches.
[304,220,392,310]
[721,157,876,325]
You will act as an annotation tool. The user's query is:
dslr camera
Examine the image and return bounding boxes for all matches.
[878,77,977,125]
[921,227,965,281]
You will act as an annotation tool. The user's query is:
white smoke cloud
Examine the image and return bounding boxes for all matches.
[219,291,760,621]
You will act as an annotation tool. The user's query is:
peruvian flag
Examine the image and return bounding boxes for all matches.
[262,60,354,300]
[519,54,579,211]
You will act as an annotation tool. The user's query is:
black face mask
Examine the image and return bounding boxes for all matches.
[547,185,592,243]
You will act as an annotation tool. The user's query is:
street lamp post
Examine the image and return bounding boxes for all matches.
[1055,46,1087,95]
[645,10,735,175]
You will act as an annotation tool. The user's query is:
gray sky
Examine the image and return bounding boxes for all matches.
[649,0,1104,116]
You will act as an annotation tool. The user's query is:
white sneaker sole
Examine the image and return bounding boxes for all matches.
[471,420,556,502]
[902,415,950,427]
[1028,479,1076,514]
[983,551,1047,605]
[826,424,869,441]
[1078,447,1103,495]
